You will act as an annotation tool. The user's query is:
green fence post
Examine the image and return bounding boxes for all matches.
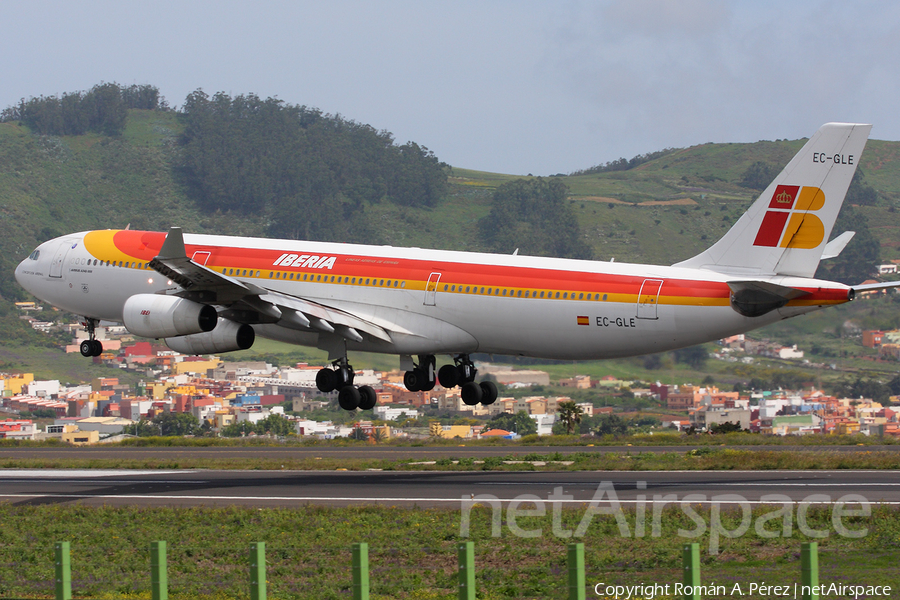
[54,542,71,600]
[458,541,476,600]
[682,543,700,600]
[250,541,266,600]
[567,543,586,600]
[801,542,819,600]
[150,541,168,600]
[352,542,369,600]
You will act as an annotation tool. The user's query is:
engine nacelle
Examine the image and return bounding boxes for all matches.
[122,294,217,339]
[165,318,255,354]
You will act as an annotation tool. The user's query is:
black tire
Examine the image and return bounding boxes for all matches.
[418,369,436,392]
[91,340,104,356]
[479,381,498,405]
[461,381,483,406]
[403,370,421,392]
[80,340,94,358]
[316,368,338,393]
[358,385,377,410]
[338,386,361,411]
[438,364,459,388]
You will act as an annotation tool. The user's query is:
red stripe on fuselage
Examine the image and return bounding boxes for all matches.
[106,230,846,307]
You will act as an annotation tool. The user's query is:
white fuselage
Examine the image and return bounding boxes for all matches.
[15,229,851,361]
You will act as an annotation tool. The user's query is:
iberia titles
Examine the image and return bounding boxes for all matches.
[272,253,337,269]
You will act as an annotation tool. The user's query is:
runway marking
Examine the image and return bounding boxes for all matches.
[0,470,195,478]
[1,493,898,505]
[481,482,900,486]
[1,480,210,485]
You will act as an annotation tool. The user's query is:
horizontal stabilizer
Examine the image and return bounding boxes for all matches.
[852,280,900,293]
[821,231,855,260]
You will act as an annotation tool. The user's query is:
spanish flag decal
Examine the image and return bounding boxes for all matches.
[577,316,590,326]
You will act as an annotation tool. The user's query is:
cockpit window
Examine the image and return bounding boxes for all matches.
[28,250,40,260]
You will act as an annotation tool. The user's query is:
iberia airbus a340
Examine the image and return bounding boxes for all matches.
[15,123,900,410]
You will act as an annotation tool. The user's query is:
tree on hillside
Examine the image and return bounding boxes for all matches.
[480,178,593,259]
[738,161,778,190]
[123,420,159,437]
[256,414,294,436]
[220,421,256,437]
[177,91,449,242]
[556,401,584,435]
[153,412,200,436]
[845,170,879,206]
[2,83,157,136]
[709,421,743,434]
[594,413,628,436]
[815,204,880,285]
[486,411,537,436]
[673,345,708,370]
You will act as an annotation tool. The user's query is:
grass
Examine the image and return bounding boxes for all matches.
[1,440,899,472]
[0,503,896,599]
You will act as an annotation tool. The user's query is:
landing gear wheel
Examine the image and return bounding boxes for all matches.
[80,317,103,357]
[358,385,377,410]
[317,362,354,393]
[479,381,498,405]
[418,370,435,392]
[316,368,338,393]
[338,386,361,411]
[461,381,483,406]
[404,370,423,392]
[438,364,460,388]
[404,368,435,392]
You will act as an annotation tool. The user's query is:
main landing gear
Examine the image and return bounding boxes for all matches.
[315,357,376,412]
[317,352,497,412]
[407,354,497,407]
[79,317,104,357]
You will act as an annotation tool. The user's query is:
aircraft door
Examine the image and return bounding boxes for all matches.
[191,251,211,266]
[424,272,441,306]
[636,278,663,320]
[49,241,71,278]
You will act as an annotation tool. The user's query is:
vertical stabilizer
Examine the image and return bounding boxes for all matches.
[674,123,871,277]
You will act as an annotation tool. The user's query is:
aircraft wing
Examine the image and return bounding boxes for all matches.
[149,227,392,344]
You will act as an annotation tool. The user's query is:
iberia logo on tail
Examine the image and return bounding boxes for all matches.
[752,185,826,249]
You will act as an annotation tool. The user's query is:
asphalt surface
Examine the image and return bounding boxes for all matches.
[1,444,899,460]
[0,469,897,508]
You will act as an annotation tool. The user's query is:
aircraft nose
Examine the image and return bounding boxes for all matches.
[15,257,30,292]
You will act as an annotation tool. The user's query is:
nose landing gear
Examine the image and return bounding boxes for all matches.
[79,318,104,357]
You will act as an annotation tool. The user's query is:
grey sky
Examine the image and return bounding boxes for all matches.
[3,1,898,175]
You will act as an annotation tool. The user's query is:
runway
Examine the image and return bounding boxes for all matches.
[1,469,897,508]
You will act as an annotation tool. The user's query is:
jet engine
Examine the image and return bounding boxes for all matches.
[122,294,218,339]
[165,318,255,354]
